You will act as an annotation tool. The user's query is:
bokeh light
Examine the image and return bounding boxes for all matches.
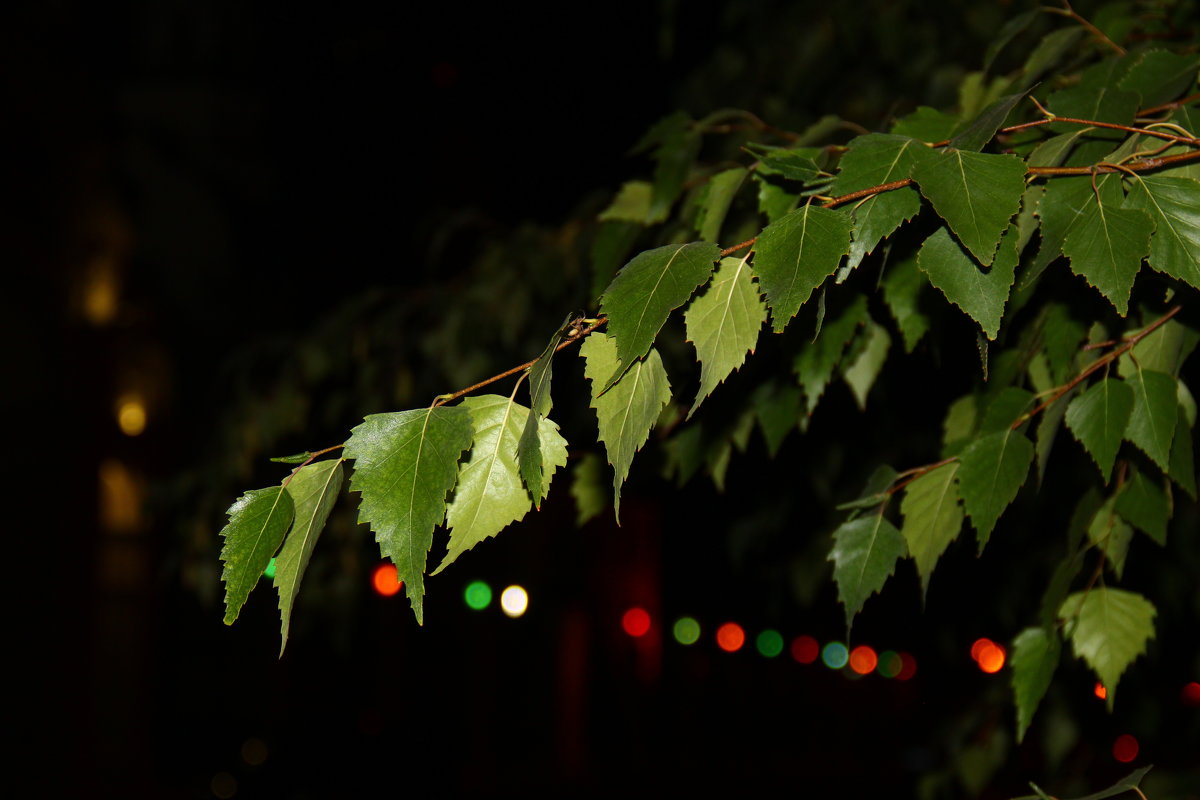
[372,563,402,597]
[1112,734,1139,763]
[756,629,784,658]
[500,585,529,618]
[790,635,819,664]
[976,642,1006,673]
[821,641,849,669]
[894,652,918,681]
[464,580,492,610]
[716,622,745,652]
[876,650,902,678]
[1182,682,1200,706]
[241,737,268,766]
[622,607,652,637]
[116,395,147,436]
[970,637,994,662]
[673,617,701,645]
[263,557,277,580]
[849,645,878,675]
[1094,682,1107,700]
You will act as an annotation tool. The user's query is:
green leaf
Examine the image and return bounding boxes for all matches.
[880,254,929,352]
[344,406,474,624]
[917,225,1017,339]
[980,386,1035,433]
[598,181,655,224]
[1118,318,1200,378]
[911,149,1026,265]
[1087,497,1133,579]
[580,332,672,520]
[1065,378,1135,482]
[518,320,568,505]
[983,9,1039,72]
[697,167,748,243]
[1118,50,1200,108]
[662,423,704,487]
[957,426,1034,551]
[1169,402,1196,499]
[590,222,640,302]
[599,241,720,385]
[1059,587,1156,709]
[900,462,963,599]
[270,451,313,464]
[220,486,295,626]
[1034,390,1071,486]
[1027,130,1086,169]
[828,513,906,634]
[1123,368,1179,471]
[890,106,962,141]
[841,320,890,411]
[752,204,852,332]
[1061,192,1153,315]
[1011,627,1061,743]
[1071,767,1155,800]
[942,394,979,458]
[649,115,700,222]
[1125,176,1200,291]
[684,255,768,416]
[274,460,343,654]
[1022,174,1106,291]
[1047,60,1140,136]
[794,295,868,414]
[1018,27,1083,88]
[950,90,1028,152]
[570,452,607,526]
[829,134,926,269]
[1114,467,1169,545]
[747,145,822,182]
[1042,303,1087,383]
[752,172,800,222]
[752,382,801,457]
[438,394,567,573]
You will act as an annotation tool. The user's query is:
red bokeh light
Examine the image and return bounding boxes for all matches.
[1112,734,1139,763]
[970,637,994,662]
[622,607,651,637]
[790,635,819,664]
[716,622,745,652]
[849,645,878,675]
[894,652,918,681]
[1182,682,1200,706]
[975,642,1006,673]
[372,563,403,597]
[1094,682,1107,700]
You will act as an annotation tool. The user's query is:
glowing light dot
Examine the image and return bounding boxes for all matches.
[1182,682,1200,706]
[715,622,745,652]
[116,396,147,436]
[821,641,849,669]
[1112,733,1139,763]
[1094,682,1107,700]
[790,635,819,664]
[849,645,878,675]
[622,607,651,637]
[464,580,492,610]
[970,637,995,663]
[976,642,1006,674]
[672,617,701,645]
[894,652,918,681]
[876,650,902,679]
[241,737,268,766]
[372,563,402,597]
[756,629,784,658]
[500,585,528,618]
[263,557,277,580]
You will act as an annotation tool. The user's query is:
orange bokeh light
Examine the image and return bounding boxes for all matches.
[970,637,994,662]
[622,607,651,637]
[976,642,1006,673]
[848,645,878,675]
[372,563,403,597]
[790,635,819,664]
[1112,734,1139,763]
[1094,682,1107,700]
[716,622,745,652]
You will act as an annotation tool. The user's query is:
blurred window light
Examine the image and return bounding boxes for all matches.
[672,617,701,645]
[372,563,402,597]
[715,622,745,652]
[500,585,529,618]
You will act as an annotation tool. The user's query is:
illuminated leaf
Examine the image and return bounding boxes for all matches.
[891,106,961,141]
[900,462,963,598]
[917,225,1017,339]
[829,134,925,269]
[828,513,906,633]
[275,460,343,654]
[1169,402,1196,499]
[881,255,929,352]
[581,332,672,520]
[599,242,720,385]
[684,255,768,416]
[344,406,474,624]
[752,382,802,457]
[957,425,1034,552]
[517,323,564,504]
[1065,378,1135,482]
[1125,176,1200,291]
[438,394,567,573]
[1114,467,1168,545]
[794,295,868,413]
[220,486,295,625]
[697,167,748,243]
[1011,627,1061,743]
[911,149,1026,265]
[1059,588,1156,709]
[598,181,654,223]
[1061,194,1153,315]
[950,90,1027,152]
[1086,497,1133,578]
[841,320,890,410]
[752,204,852,332]
[570,452,607,526]
[1118,50,1200,108]
[1123,368,1179,471]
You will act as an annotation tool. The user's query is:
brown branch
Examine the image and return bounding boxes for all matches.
[720,238,757,257]
[1138,91,1200,117]
[1046,1,1126,56]
[1001,116,1200,146]
[886,457,958,496]
[1010,306,1182,430]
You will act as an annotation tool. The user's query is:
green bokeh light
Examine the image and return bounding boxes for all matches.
[756,629,784,658]
[877,650,903,678]
[673,617,701,645]
[464,580,492,610]
[822,641,849,669]
[263,557,277,580]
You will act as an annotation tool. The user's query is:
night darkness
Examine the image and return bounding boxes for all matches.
[6,2,1199,798]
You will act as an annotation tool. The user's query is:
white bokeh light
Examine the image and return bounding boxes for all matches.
[499,585,529,618]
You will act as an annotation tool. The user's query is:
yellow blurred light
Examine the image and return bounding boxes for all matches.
[82,257,119,325]
[500,585,528,618]
[99,458,142,534]
[116,395,147,436]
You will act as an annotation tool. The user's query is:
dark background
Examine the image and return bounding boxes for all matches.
[5,1,1198,797]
